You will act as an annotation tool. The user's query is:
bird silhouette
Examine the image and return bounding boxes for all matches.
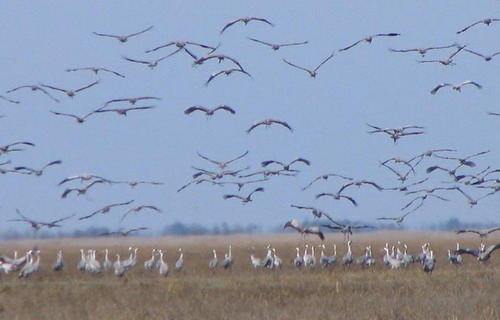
[6,84,60,102]
[220,17,274,34]
[246,119,293,134]
[184,105,236,117]
[79,200,135,221]
[100,227,149,236]
[222,187,265,204]
[40,81,99,98]
[196,150,249,169]
[456,18,500,34]
[339,33,400,52]
[430,81,483,94]
[388,43,457,57]
[282,52,334,78]
[65,67,125,78]
[93,26,153,42]
[248,37,308,50]
[204,68,252,86]
[13,160,62,176]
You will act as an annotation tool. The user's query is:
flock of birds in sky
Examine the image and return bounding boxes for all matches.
[0,13,499,259]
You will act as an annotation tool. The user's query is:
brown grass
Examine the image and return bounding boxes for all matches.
[0,231,499,320]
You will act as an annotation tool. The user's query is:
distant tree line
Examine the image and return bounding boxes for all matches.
[0,217,496,240]
[0,222,262,240]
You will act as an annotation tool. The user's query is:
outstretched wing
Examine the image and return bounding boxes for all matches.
[126,25,154,38]
[457,20,482,34]
[220,18,244,34]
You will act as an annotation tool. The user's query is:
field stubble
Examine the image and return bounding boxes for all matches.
[0,231,498,320]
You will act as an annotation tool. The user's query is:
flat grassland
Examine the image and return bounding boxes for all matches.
[0,231,498,320]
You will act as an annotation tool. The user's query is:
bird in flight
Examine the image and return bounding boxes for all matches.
[112,180,164,188]
[196,150,249,170]
[455,227,500,239]
[104,96,161,106]
[407,149,457,167]
[456,18,500,34]
[430,81,483,95]
[455,243,500,262]
[417,45,466,66]
[321,220,374,241]
[367,123,425,144]
[380,157,416,175]
[176,178,224,193]
[463,48,500,62]
[222,187,264,204]
[95,106,156,116]
[433,149,490,170]
[0,141,35,155]
[120,205,162,222]
[49,109,103,124]
[191,166,249,180]
[13,160,62,176]
[284,219,324,241]
[122,55,171,69]
[184,105,236,117]
[193,54,245,71]
[282,52,334,78]
[388,43,458,57]
[336,180,384,194]
[40,81,99,98]
[239,169,298,179]
[6,84,60,102]
[246,118,293,134]
[58,173,112,186]
[9,209,75,232]
[220,17,274,34]
[290,204,329,219]
[60,180,106,199]
[204,68,252,86]
[301,173,353,191]
[379,161,414,183]
[315,192,358,206]
[217,178,269,191]
[79,200,135,221]
[401,188,453,212]
[261,158,310,171]
[376,211,413,224]
[453,186,495,207]
[100,227,149,237]
[145,40,218,54]
[247,37,308,51]
[339,33,400,52]
[93,26,153,42]
[65,67,125,78]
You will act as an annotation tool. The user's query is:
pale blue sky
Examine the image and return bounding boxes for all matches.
[1,1,499,235]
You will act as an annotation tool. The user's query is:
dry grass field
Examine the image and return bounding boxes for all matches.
[0,231,499,320]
